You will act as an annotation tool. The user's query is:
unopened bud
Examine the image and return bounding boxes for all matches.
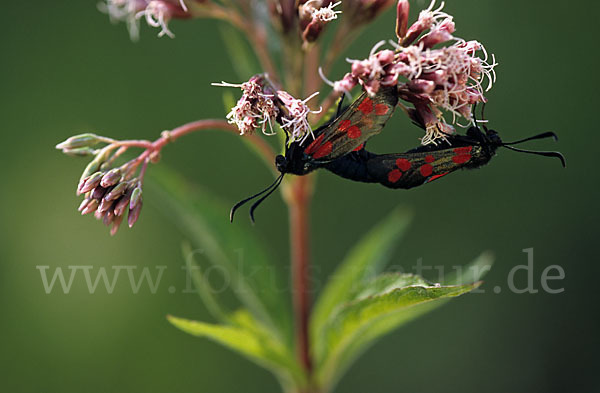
[113,188,133,217]
[100,169,122,188]
[130,186,143,210]
[302,20,324,43]
[78,198,92,212]
[98,198,115,214]
[56,133,101,150]
[408,79,436,94]
[81,199,99,215]
[110,215,124,236]
[91,186,107,201]
[64,147,97,157]
[80,172,104,194]
[128,201,143,228]
[102,210,115,227]
[105,182,128,201]
[395,0,410,40]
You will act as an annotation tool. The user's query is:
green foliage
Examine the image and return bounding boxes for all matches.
[310,206,413,351]
[168,311,306,391]
[150,171,492,393]
[148,167,292,342]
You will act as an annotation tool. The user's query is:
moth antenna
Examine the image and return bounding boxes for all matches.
[249,174,284,223]
[502,131,558,146]
[503,145,566,168]
[230,174,284,222]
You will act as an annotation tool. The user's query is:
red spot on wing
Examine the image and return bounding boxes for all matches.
[313,142,333,159]
[353,143,364,152]
[358,97,374,114]
[452,146,472,164]
[452,154,471,164]
[396,158,411,171]
[425,155,435,163]
[304,134,325,155]
[427,172,449,183]
[347,125,362,139]
[338,119,352,132]
[420,164,433,177]
[454,146,473,154]
[375,104,389,116]
[388,169,403,183]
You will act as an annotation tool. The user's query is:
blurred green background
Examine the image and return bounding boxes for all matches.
[1,1,598,392]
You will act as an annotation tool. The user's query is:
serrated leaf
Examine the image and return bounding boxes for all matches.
[310,207,413,356]
[316,282,480,390]
[148,167,292,343]
[168,311,306,390]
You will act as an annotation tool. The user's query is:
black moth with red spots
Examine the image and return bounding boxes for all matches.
[231,85,564,221]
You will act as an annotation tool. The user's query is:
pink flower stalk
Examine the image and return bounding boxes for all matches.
[329,0,497,144]
[214,76,321,143]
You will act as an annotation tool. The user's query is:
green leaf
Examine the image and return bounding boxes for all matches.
[168,311,306,391]
[347,272,430,301]
[148,167,292,343]
[316,281,481,391]
[181,241,230,323]
[310,207,413,357]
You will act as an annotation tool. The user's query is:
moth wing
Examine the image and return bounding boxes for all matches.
[366,145,485,189]
[303,85,398,162]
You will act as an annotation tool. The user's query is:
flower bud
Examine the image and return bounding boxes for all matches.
[63,147,97,157]
[105,182,128,201]
[98,198,115,214]
[408,79,436,94]
[80,172,104,194]
[114,188,134,217]
[395,0,410,40]
[102,210,115,227]
[78,198,92,212]
[81,199,99,215]
[129,186,143,210]
[91,186,107,201]
[110,215,124,236]
[100,168,122,188]
[128,201,143,228]
[56,133,101,151]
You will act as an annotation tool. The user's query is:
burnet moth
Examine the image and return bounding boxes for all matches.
[231,85,565,222]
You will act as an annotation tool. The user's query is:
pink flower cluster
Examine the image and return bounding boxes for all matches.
[328,0,497,144]
[214,76,321,143]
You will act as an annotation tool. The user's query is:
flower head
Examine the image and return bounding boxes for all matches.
[214,75,321,143]
[278,91,322,143]
[56,133,155,235]
[329,0,497,144]
[213,76,280,136]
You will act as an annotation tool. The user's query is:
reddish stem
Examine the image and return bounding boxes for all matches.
[285,174,314,384]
